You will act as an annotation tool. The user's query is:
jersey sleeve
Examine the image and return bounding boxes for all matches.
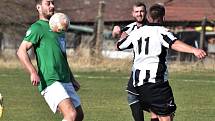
[160,28,177,48]
[117,29,138,50]
[124,22,136,35]
[23,23,43,44]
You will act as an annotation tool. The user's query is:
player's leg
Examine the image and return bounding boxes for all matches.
[127,72,144,121]
[149,82,176,121]
[156,82,176,121]
[58,98,77,121]
[128,93,144,121]
[58,100,84,121]
[41,81,83,121]
[150,112,159,121]
[63,82,84,121]
[157,113,174,121]
[130,102,144,121]
[41,81,78,121]
[0,93,3,118]
[158,115,172,121]
[130,96,159,121]
[136,82,176,121]
[75,105,84,121]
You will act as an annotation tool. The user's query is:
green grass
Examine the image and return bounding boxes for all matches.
[0,68,215,121]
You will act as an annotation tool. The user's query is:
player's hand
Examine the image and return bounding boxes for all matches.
[120,32,128,39]
[112,26,121,38]
[72,79,80,91]
[30,72,40,86]
[193,48,207,59]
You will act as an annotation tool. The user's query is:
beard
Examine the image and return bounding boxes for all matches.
[42,9,54,20]
[45,13,54,20]
[46,14,52,20]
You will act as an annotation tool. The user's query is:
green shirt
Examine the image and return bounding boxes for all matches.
[24,20,71,92]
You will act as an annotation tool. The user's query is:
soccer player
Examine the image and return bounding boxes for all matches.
[116,3,206,121]
[17,0,84,121]
[112,2,159,121]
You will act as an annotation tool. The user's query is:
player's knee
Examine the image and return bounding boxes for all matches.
[150,112,158,119]
[64,110,77,121]
[70,110,77,120]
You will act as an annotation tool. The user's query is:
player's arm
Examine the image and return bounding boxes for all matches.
[112,26,129,39]
[17,41,40,86]
[116,31,136,51]
[171,40,207,59]
[120,32,129,39]
[112,26,122,38]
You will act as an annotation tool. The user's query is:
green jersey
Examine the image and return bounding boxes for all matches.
[24,20,71,92]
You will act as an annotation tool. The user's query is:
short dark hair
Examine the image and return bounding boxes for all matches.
[149,4,165,20]
[35,0,42,5]
[134,1,146,11]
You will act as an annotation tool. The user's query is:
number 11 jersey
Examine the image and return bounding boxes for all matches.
[117,23,177,87]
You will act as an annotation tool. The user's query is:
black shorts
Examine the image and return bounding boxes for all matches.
[135,81,176,116]
[126,72,138,95]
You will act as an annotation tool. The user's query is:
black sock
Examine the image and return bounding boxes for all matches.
[130,102,144,121]
[151,118,159,121]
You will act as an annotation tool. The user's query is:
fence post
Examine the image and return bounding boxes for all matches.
[89,1,105,62]
[200,17,206,49]
[95,1,105,58]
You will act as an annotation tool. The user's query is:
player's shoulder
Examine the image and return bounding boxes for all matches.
[150,26,170,34]
[124,22,138,34]
[28,20,45,34]
[159,26,169,31]
[128,25,146,37]
[126,22,137,27]
[25,20,44,38]
[138,25,152,31]
[31,21,43,29]
[146,23,168,30]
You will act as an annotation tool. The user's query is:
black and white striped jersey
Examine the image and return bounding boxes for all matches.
[117,24,177,87]
[123,22,144,94]
[123,22,141,35]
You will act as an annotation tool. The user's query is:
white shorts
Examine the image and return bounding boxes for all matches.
[41,81,81,113]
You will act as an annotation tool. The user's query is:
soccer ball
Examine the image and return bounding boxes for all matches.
[49,13,70,32]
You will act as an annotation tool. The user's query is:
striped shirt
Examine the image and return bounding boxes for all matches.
[117,24,177,87]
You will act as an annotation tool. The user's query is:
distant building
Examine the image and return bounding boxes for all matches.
[0,0,214,59]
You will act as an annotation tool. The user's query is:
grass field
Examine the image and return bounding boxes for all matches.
[0,68,215,121]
